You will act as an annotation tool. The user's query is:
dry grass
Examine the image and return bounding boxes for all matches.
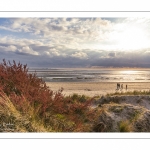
[119,120,133,132]
[106,90,150,97]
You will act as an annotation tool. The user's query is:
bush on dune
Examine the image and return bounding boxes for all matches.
[0,59,96,132]
[0,59,54,116]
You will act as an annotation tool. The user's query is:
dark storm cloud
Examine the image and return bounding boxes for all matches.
[1,44,150,68]
[15,51,34,56]
[90,50,150,68]
[51,25,67,31]
[29,45,54,52]
[108,52,116,57]
[0,43,10,47]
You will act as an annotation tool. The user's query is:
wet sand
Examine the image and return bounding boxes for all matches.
[46,82,150,97]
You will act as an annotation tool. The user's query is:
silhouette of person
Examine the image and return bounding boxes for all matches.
[118,83,120,89]
[126,84,127,90]
[117,83,120,90]
[121,84,123,89]
[117,83,118,90]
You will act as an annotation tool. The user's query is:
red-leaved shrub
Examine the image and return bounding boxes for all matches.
[0,59,96,132]
[0,59,55,116]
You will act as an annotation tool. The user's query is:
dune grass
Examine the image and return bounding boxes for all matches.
[106,90,150,97]
[119,120,133,132]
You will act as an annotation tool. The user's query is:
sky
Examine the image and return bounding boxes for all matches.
[1,17,150,68]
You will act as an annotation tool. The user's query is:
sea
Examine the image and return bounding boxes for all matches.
[28,68,150,83]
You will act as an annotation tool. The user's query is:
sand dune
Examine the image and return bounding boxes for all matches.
[93,95,150,132]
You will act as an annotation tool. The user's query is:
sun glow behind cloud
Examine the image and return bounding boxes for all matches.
[114,26,149,50]
[105,19,150,51]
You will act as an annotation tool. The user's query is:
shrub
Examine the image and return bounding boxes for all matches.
[0,59,55,117]
[0,59,97,132]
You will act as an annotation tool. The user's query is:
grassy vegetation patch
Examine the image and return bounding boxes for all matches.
[119,120,133,132]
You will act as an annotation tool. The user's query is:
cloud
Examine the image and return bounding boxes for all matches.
[144,50,150,55]
[1,46,150,68]
[51,50,60,56]
[0,45,17,52]
[0,18,115,55]
[51,25,68,31]
[1,18,150,68]
[0,26,17,32]
[71,52,88,59]
[17,46,39,55]
[108,52,116,57]
[43,51,50,56]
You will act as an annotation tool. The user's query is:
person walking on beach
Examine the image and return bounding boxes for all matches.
[121,84,123,90]
[126,84,127,90]
[116,83,120,90]
[116,83,121,90]
[118,83,120,89]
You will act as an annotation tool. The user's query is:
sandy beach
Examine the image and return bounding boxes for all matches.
[46,82,150,97]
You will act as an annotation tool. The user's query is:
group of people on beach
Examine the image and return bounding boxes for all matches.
[116,83,127,91]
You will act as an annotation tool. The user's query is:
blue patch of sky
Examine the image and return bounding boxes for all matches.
[0,29,37,39]
[0,18,9,24]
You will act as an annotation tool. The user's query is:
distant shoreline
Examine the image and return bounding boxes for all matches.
[29,67,150,70]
